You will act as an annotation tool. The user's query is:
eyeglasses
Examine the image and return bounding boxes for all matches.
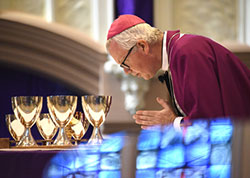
[120,45,136,70]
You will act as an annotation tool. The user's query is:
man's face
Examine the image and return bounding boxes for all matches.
[108,40,156,80]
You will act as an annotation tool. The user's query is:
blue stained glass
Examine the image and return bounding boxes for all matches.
[136,169,156,178]
[61,171,97,178]
[160,125,183,149]
[100,153,121,170]
[45,164,68,178]
[184,120,209,145]
[137,129,161,151]
[100,132,125,153]
[156,168,183,178]
[45,150,100,178]
[136,151,157,169]
[210,119,233,144]
[45,159,99,178]
[50,151,78,168]
[210,117,232,125]
[43,133,125,178]
[99,170,121,178]
[208,165,231,178]
[184,166,207,178]
[78,144,100,153]
[186,143,210,167]
[157,145,185,169]
[210,145,231,165]
[76,153,100,172]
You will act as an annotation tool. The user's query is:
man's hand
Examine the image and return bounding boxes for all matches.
[133,97,177,129]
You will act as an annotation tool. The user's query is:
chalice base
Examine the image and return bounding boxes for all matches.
[17,128,37,147]
[88,127,103,145]
[53,127,72,146]
[45,141,52,146]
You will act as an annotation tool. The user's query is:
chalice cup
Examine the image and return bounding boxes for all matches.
[36,113,58,146]
[47,95,77,146]
[5,114,25,146]
[81,95,112,145]
[67,111,90,145]
[11,96,43,147]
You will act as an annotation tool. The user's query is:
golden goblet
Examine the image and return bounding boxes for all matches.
[81,95,112,144]
[5,114,25,146]
[36,113,58,146]
[11,96,43,147]
[47,95,77,146]
[66,111,90,145]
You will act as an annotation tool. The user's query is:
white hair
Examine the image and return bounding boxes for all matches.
[106,23,162,51]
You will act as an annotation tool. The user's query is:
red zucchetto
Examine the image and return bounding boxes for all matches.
[107,14,145,40]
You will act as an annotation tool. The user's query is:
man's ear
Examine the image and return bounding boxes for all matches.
[137,40,149,54]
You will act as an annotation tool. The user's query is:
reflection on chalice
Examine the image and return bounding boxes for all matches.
[47,95,77,146]
[36,113,58,146]
[11,96,43,147]
[81,95,112,144]
[5,114,25,146]
[66,111,90,145]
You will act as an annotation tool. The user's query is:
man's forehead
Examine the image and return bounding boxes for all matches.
[108,41,125,62]
[109,40,120,50]
[109,41,126,53]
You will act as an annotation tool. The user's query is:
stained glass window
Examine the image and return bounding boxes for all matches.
[42,118,233,178]
[44,132,124,178]
[136,117,233,178]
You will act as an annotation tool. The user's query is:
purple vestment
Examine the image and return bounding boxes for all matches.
[167,30,250,120]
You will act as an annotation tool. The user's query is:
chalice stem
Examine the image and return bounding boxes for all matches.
[89,127,103,144]
[74,140,80,145]
[96,127,103,140]
[54,127,72,145]
[24,127,29,141]
[18,127,37,146]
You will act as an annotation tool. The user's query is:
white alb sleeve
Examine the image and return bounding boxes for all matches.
[173,117,184,132]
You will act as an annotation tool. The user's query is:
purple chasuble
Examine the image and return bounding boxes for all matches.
[166,30,250,120]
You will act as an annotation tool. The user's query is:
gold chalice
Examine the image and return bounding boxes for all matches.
[66,111,90,145]
[11,96,43,147]
[47,95,77,146]
[36,113,58,146]
[5,114,25,146]
[81,95,112,144]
